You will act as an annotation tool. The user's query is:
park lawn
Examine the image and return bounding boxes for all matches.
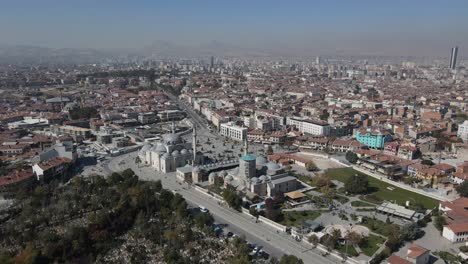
[351,200,376,207]
[335,243,359,257]
[279,210,321,227]
[360,234,386,257]
[325,168,439,209]
[295,174,315,186]
[361,217,393,237]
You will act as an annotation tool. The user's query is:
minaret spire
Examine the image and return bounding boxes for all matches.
[192,124,197,165]
[244,137,248,156]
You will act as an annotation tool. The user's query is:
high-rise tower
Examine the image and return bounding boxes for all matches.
[450,46,459,70]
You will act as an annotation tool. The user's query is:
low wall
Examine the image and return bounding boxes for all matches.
[351,165,450,202]
[302,239,361,264]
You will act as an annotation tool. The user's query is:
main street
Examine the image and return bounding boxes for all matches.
[104,152,339,264]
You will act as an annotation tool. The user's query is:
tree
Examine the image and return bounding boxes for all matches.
[305,161,318,171]
[323,230,340,250]
[135,156,141,168]
[344,174,369,194]
[222,186,242,211]
[279,255,304,264]
[345,151,358,164]
[308,234,319,248]
[69,106,98,120]
[421,159,434,166]
[434,215,447,232]
[456,181,468,197]
[346,231,363,246]
[194,212,214,228]
[401,223,424,241]
[267,145,274,155]
[265,198,279,221]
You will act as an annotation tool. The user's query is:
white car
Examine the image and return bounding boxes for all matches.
[199,206,209,213]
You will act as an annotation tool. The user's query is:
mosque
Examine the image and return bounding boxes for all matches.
[138,126,203,173]
[208,141,300,198]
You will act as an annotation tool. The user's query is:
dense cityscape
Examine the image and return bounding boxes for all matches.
[1,1,468,264]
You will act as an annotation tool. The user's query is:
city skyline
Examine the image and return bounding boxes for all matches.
[1,0,467,57]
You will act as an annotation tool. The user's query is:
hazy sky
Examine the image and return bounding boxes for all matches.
[1,0,467,56]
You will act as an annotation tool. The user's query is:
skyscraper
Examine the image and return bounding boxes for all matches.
[210,56,214,68]
[450,46,458,70]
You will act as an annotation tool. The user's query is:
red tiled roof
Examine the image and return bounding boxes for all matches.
[407,243,429,259]
[388,255,412,264]
[38,157,71,171]
[0,169,34,186]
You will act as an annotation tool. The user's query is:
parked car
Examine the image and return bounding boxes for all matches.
[199,206,209,213]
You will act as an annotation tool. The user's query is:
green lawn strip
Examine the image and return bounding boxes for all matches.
[279,210,321,227]
[351,200,376,207]
[325,168,439,209]
[294,173,315,186]
[360,234,386,257]
[335,243,359,257]
[434,251,464,263]
[361,217,391,236]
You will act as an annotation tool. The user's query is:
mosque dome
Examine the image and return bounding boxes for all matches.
[259,175,267,182]
[172,150,180,156]
[251,177,259,183]
[209,172,218,178]
[225,175,234,182]
[265,162,281,171]
[155,144,167,153]
[163,133,182,145]
[219,171,228,177]
[256,155,268,165]
[162,152,171,159]
[180,149,188,155]
[140,144,151,152]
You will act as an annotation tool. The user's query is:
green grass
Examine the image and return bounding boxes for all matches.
[325,168,439,209]
[360,234,386,257]
[434,251,464,263]
[295,174,315,186]
[279,210,321,227]
[335,243,359,257]
[351,200,375,207]
[334,195,350,204]
[356,208,376,212]
[361,217,392,236]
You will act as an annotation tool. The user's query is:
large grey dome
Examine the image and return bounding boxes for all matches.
[155,144,166,153]
[163,133,182,145]
[140,144,151,152]
[172,150,180,156]
[265,162,281,171]
[256,155,267,165]
[180,149,188,155]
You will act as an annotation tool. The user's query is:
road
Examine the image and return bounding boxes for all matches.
[105,152,339,264]
[165,92,208,131]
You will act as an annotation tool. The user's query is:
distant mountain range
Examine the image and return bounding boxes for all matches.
[0,41,452,64]
[0,44,118,64]
[0,41,293,64]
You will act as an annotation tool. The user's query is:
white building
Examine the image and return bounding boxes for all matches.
[458,120,468,142]
[220,122,247,141]
[138,131,202,173]
[286,117,330,136]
